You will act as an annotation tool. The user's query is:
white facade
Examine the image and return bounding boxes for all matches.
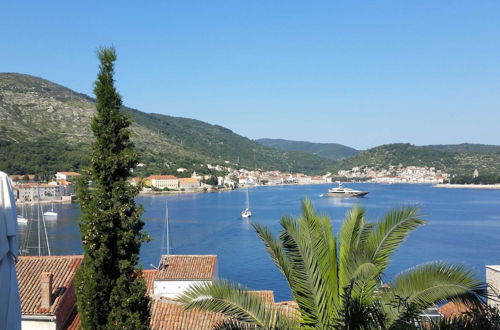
[151,177,179,190]
[22,319,56,330]
[55,172,80,182]
[487,265,500,309]
[15,184,62,202]
[153,280,212,299]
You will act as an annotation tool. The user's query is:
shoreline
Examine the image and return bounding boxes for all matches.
[434,183,500,190]
[16,199,74,206]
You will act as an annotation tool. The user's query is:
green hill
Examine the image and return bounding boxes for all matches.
[328,143,500,177]
[422,143,500,153]
[0,73,333,176]
[256,138,359,161]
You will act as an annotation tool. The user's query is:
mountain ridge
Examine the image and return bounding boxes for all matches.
[256,138,359,161]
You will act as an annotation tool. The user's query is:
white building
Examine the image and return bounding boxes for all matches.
[148,175,179,190]
[55,171,80,182]
[179,178,201,190]
[153,255,218,299]
[14,183,62,202]
[487,265,500,309]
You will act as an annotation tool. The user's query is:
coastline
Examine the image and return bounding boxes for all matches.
[434,183,500,190]
[16,199,74,206]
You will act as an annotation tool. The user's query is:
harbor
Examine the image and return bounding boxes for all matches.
[17,183,500,301]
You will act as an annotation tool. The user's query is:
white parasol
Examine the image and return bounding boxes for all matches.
[0,171,21,330]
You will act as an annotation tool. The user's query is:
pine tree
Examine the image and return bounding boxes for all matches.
[75,47,150,329]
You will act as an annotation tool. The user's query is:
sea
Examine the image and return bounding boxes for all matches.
[18,183,500,302]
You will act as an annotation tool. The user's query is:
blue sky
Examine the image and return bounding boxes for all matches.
[1,1,499,149]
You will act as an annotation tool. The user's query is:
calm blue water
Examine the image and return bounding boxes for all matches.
[18,184,500,301]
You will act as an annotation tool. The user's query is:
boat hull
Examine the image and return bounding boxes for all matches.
[324,191,369,198]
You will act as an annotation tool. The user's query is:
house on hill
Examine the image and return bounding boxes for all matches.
[55,172,80,182]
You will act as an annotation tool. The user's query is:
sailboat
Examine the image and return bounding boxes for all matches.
[43,201,58,220]
[17,203,28,224]
[241,188,252,218]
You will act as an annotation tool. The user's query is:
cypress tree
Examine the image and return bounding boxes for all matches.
[75,47,150,329]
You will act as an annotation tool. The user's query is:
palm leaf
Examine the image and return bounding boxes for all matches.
[179,279,296,329]
[383,262,485,324]
[365,207,425,272]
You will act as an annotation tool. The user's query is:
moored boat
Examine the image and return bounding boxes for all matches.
[322,183,369,198]
[241,188,252,218]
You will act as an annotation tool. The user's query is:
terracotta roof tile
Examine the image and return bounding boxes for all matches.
[155,255,217,281]
[143,269,157,295]
[178,178,200,183]
[16,255,82,316]
[249,290,275,304]
[57,172,80,176]
[438,301,472,318]
[150,298,227,330]
[148,175,178,180]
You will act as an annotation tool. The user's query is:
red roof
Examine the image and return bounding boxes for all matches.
[148,175,178,180]
[150,298,227,330]
[57,172,80,176]
[438,301,472,318]
[155,255,217,281]
[16,255,82,317]
[143,269,157,295]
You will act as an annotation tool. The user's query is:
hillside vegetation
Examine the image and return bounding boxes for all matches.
[256,138,359,161]
[329,143,500,177]
[423,143,500,153]
[0,73,332,176]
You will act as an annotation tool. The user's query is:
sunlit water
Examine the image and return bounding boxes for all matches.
[17,183,500,301]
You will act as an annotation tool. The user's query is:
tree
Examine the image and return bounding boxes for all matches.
[180,200,484,329]
[75,47,150,329]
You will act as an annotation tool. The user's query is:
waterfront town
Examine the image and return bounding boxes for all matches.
[10,165,451,203]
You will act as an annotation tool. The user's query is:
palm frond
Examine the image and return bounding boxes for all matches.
[365,207,425,271]
[179,280,295,329]
[252,223,294,286]
[383,262,485,324]
[339,206,366,289]
[279,214,322,327]
[297,200,341,325]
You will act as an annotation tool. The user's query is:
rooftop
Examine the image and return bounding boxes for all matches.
[486,265,500,272]
[56,172,80,176]
[17,255,82,316]
[155,255,217,281]
[150,298,227,330]
[179,178,200,183]
[148,175,178,180]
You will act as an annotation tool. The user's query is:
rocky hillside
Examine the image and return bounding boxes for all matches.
[0,73,333,175]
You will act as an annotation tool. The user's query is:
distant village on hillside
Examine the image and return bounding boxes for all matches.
[10,164,452,203]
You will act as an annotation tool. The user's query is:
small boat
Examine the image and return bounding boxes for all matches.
[43,202,58,220]
[17,203,28,224]
[322,183,369,198]
[241,188,252,218]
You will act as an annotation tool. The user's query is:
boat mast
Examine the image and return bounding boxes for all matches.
[37,185,41,256]
[160,200,171,257]
[36,184,51,256]
[246,188,250,210]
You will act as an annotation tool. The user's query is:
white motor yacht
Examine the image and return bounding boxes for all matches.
[322,183,369,198]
